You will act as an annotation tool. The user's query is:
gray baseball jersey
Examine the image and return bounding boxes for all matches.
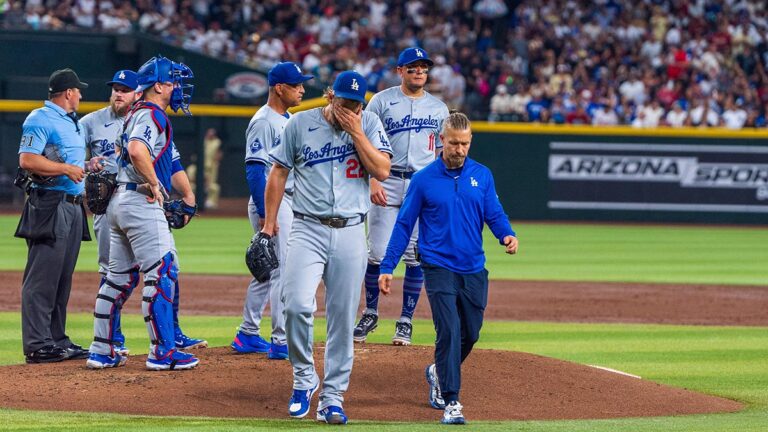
[268,106,391,410]
[366,86,448,171]
[245,105,295,192]
[117,104,175,191]
[269,108,392,218]
[239,104,296,346]
[81,106,123,174]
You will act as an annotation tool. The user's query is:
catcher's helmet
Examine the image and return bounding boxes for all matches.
[136,55,195,115]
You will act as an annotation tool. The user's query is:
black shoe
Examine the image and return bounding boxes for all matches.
[353,313,378,343]
[25,345,67,364]
[64,344,90,360]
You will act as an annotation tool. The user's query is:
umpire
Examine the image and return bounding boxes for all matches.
[15,68,95,364]
[378,112,518,424]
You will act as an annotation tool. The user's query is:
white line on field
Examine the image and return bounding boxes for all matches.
[588,365,642,379]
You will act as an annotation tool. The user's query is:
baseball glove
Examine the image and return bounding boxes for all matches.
[245,232,278,282]
[163,199,198,229]
[85,172,117,215]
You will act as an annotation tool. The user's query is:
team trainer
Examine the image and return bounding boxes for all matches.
[378,111,518,425]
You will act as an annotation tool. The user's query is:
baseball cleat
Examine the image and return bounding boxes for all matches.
[146,350,199,371]
[113,342,130,356]
[86,352,127,369]
[425,363,446,409]
[392,321,412,346]
[175,328,208,350]
[353,312,378,342]
[441,401,466,425]
[317,405,348,424]
[231,330,270,353]
[288,384,318,418]
[268,342,289,360]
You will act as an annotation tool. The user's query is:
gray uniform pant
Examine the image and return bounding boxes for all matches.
[21,200,83,354]
[239,194,293,345]
[93,213,110,275]
[89,186,173,356]
[283,217,367,410]
[367,176,419,266]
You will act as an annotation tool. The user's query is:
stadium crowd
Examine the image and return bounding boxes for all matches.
[2,0,767,128]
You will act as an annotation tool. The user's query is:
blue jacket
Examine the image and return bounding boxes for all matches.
[380,156,515,274]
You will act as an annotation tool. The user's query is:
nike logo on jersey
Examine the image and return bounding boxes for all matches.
[308,126,320,132]
[104,122,115,128]
[389,101,400,106]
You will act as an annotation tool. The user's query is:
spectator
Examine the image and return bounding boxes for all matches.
[488,84,514,122]
[566,104,591,125]
[665,102,688,127]
[722,98,748,129]
[592,102,619,126]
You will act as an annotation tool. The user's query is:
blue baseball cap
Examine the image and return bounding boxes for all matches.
[397,47,434,67]
[268,62,314,86]
[332,71,367,104]
[106,69,138,90]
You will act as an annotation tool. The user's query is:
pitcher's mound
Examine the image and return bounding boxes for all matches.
[0,345,741,421]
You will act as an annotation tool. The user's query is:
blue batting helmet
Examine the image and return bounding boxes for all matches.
[136,55,195,115]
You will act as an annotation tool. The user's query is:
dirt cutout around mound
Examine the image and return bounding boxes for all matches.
[0,345,741,421]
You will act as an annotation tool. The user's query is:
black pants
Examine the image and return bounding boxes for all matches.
[19,192,85,354]
[422,262,488,404]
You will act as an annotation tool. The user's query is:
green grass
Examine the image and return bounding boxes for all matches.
[1,215,766,284]
[0,314,766,431]
[1,214,767,430]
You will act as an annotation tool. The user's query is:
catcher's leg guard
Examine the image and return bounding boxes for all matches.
[142,253,177,359]
[91,270,140,355]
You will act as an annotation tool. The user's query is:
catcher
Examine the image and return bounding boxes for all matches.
[86,57,204,370]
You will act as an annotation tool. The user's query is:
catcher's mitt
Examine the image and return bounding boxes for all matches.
[163,199,198,229]
[245,232,278,282]
[85,172,117,215]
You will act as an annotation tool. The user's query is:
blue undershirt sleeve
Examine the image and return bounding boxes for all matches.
[246,162,267,218]
[171,158,184,174]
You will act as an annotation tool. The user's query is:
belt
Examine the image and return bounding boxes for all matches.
[390,169,414,179]
[64,193,83,205]
[121,182,152,197]
[293,211,366,229]
[31,188,83,205]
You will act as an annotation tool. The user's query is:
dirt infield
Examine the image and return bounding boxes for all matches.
[0,271,762,421]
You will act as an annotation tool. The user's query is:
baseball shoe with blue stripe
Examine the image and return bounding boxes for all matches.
[288,384,318,418]
[317,405,348,424]
[441,401,466,425]
[231,330,270,353]
[146,350,199,371]
[268,342,288,360]
[175,327,208,350]
[425,363,445,409]
[86,352,127,369]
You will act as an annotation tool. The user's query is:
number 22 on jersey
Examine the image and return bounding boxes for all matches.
[346,158,364,178]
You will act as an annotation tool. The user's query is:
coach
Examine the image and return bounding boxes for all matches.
[16,68,95,364]
[378,111,518,425]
